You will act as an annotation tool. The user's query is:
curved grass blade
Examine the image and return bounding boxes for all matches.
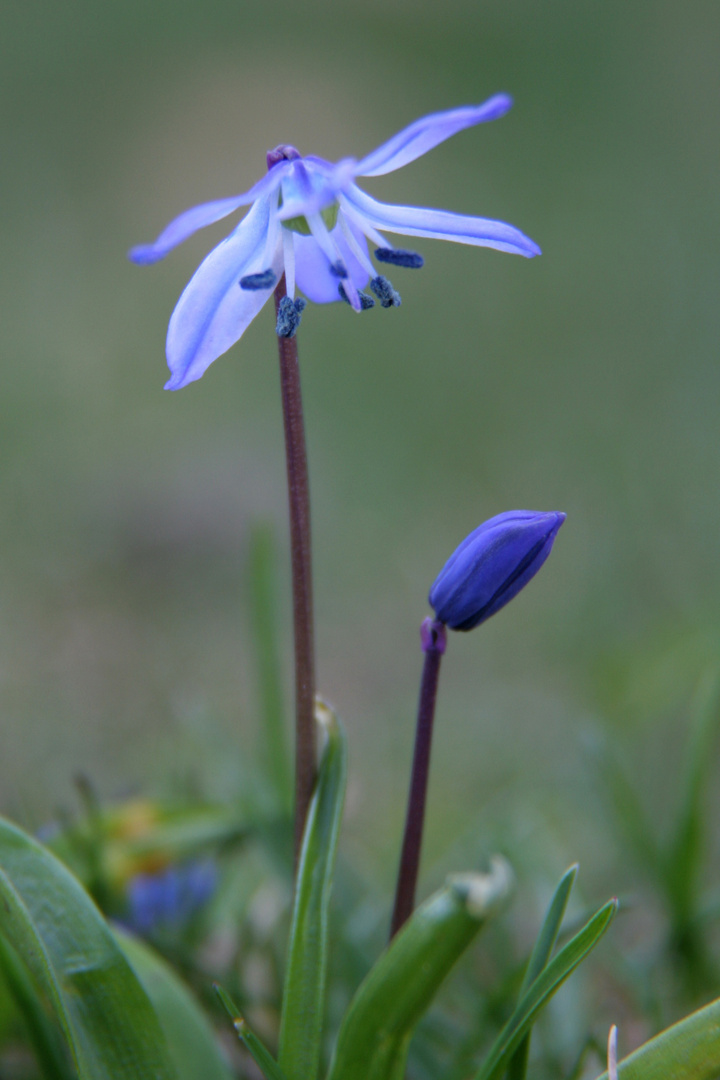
[215,983,288,1080]
[594,997,720,1080]
[474,897,617,1080]
[505,863,578,1080]
[278,701,347,1080]
[327,858,514,1080]
[115,927,233,1080]
[0,815,175,1080]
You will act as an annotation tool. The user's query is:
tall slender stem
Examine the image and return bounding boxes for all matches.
[274,275,317,865]
[390,618,447,939]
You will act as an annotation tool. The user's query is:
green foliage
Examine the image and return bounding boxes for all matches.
[591,671,720,1000]
[505,863,578,1080]
[327,859,513,1080]
[474,897,617,1080]
[248,523,292,815]
[216,984,288,1080]
[278,702,347,1080]
[595,996,720,1080]
[115,927,233,1080]
[0,934,75,1080]
[0,815,176,1080]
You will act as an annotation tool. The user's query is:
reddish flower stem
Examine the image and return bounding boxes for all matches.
[390,618,447,938]
[274,275,317,867]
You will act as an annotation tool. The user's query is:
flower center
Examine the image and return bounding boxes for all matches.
[282,202,339,236]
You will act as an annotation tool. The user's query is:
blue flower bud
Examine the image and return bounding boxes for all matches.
[429,510,565,631]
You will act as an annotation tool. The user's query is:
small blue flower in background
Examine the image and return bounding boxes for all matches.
[129,95,541,390]
[429,510,565,631]
[126,859,217,935]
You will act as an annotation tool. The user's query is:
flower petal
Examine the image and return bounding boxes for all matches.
[343,186,541,257]
[129,167,287,265]
[294,223,369,304]
[165,196,280,389]
[355,95,513,178]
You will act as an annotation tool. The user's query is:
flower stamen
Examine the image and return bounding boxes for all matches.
[276,295,307,338]
[375,247,424,268]
[338,284,375,309]
[282,228,297,298]
[239,269,277,290]
[370,275,401,308]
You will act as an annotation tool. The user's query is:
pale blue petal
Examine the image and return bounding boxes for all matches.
[165,196,280,389]
[355,95,513,178]
[129,167,287,265]
[294,222,369,304]
[344,186,541,257]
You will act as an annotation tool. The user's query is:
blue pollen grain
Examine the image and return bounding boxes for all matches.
[374,247,425,269]
[276,296,307,338]
[239,269,277,290]
[329,260,348,278]
[338,284,375,309]
[370,275,401,308]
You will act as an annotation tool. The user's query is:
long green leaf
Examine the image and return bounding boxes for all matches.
[505,864,578,1080]
[278,702,347,1080]
[327,858,514,1080]
[115,927,233,1080]
[474,897,617,1080]
[0,815,175,1080]
[215,983,288,1080]
[594,997,720,1080]
[0,933,75,1080]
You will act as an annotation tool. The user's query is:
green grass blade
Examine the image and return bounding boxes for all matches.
[474,897,617,1080]
[665,672,720,925]
[0,934,75,1080]
[248,523,291,812]
[278,702,347,1080]
[215,983,288,1080]
[0,815,175,1080]
[505,864,578,1080]
[115,927,233,1080]
[594,997,720,1080]
[327,858,514,1080]
[587,734,660,880]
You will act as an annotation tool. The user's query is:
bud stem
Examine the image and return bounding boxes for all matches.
[273,274,317,869]
[390,618,446,938]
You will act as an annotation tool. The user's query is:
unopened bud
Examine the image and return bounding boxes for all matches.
[429,510,565,631]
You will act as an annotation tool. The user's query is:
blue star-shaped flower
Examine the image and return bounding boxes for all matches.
[130,95,540,390]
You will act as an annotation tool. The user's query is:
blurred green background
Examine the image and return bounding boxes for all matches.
[2,0,720,952]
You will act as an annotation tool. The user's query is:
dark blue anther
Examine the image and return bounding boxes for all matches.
[374,247,424,269]
[239,269,277,290]
[338,283,375,309]
[370,275,401,308]
[330,260,348,278]
[276,296,307,338]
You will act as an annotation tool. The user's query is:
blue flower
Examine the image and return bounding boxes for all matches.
[429,510,565,631]
[129,95,541,390]
[125,860,217,934]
